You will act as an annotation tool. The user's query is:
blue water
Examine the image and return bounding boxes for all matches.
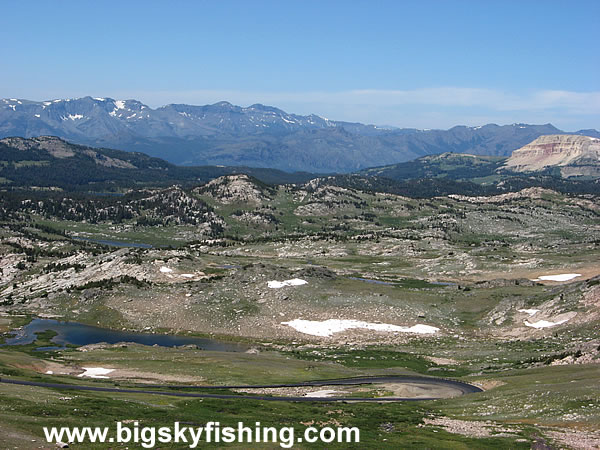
[3,319,247,352]
[348,277,397,285]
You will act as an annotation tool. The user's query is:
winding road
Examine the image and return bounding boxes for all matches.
[0,375,482,402]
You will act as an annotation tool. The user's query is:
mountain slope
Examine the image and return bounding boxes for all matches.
[360,152,505,181]
[0,136,314,189]
[2,97,597,173]
[504,134,600,178]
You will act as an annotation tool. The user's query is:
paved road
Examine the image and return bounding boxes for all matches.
[0,375,482,402]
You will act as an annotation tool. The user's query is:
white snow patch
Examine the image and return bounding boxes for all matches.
[34,114,41,118]
[159,266,173,273]
[525,318,569,329]
[93,97,105,101]
[268,278,308,289]
[281,319,439,337]
[518,309,540,316]
[114,100,126,110]
[64,114,83,121]
[78,367,114,379]
[531,273,581,282]
[305,389,344,398]
[180,274,195,278]
[43,101,52,106]
[45,370,53,374]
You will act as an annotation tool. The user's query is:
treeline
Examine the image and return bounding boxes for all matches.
[360,155,505,181]
[74,275,151,291]
[0,140,312,191]
[43,262,86,273]
[0,188,221,227]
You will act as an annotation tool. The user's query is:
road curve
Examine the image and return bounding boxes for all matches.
[0,375,482,402]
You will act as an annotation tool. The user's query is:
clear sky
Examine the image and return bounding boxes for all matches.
[2,0,598,130]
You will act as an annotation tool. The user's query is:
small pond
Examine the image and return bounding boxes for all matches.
[348,277,397,285]
[2,318,248,352]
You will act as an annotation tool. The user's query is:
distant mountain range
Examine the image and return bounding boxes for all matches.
[1,97,598,173]
[1,136,598,198]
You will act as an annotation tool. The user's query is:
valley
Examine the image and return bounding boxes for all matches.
[1,163,599,447]
[3,2,598,447]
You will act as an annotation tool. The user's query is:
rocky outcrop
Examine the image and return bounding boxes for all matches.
[503,134,600,177]
[195,174,273,205]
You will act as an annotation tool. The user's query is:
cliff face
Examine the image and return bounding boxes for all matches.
[504,134,600,177]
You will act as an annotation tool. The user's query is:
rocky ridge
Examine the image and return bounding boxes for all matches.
[195,174,273,205]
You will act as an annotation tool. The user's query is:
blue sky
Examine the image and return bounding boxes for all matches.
[1,0,598,129]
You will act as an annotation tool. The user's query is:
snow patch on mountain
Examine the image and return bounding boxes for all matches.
[281,319,439,337]
[62,114,84,121]
[268,279,307,289]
